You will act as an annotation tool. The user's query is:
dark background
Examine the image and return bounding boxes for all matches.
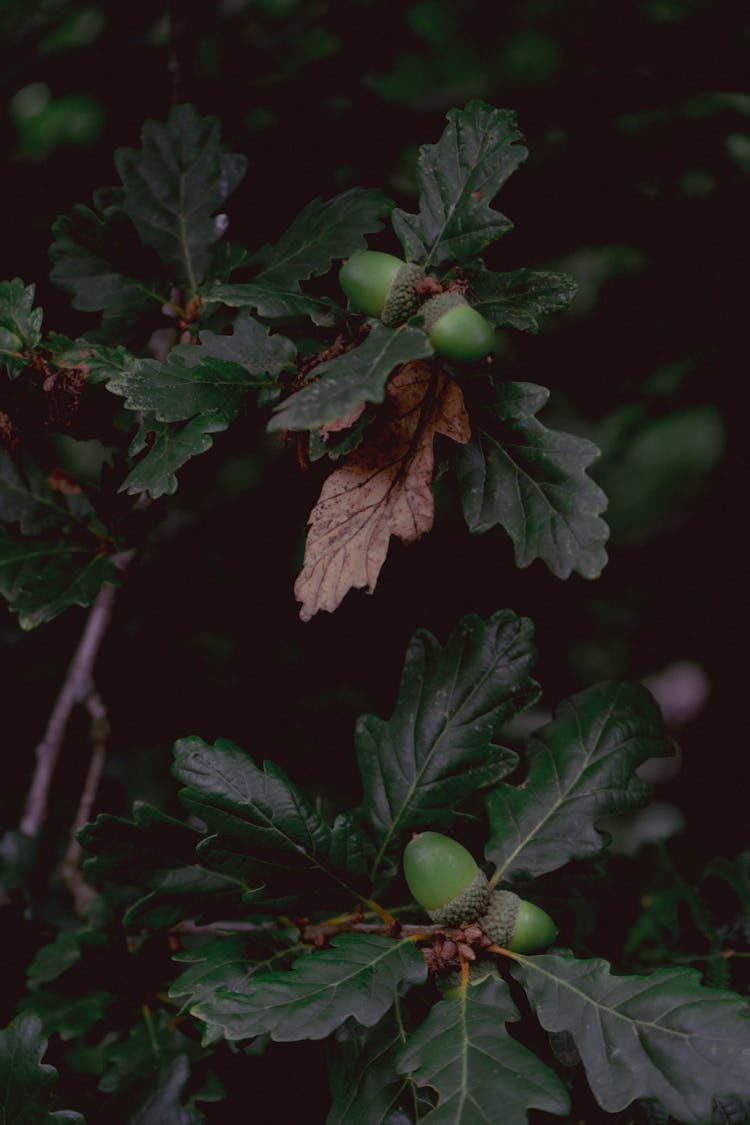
[0,0,746,1118]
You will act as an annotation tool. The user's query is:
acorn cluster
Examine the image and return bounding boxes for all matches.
[403,831,557,997]
[339,250,495,363]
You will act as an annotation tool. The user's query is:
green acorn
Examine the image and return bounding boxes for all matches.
[339,250,424,325]
[421,291,495,362]
[403,832,490,926]
[479,889,557,953]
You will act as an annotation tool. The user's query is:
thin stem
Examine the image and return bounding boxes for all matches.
[20,582,117,837]
[171,918,449,940]
[59,690,110,913]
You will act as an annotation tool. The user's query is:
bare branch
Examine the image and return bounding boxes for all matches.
[59,689,110,914]
[20,582,117,838]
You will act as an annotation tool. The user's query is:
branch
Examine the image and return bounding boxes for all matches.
[170,918,453,940]
[19,582,117,838]
[59,689,110,914]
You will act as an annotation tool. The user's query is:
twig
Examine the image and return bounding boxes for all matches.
[20,582,117,838]
[59,690,110,913]
[170,918,453,940]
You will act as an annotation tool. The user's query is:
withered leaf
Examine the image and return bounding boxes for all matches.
[295,361,470,620]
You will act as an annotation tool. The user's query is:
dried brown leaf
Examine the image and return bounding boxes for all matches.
[295,361,470,621]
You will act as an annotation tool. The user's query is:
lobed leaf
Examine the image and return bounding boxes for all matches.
[0,278,43,377]
[0,530,117,629]
[0,1014,85,1123]
[114,103,246,291]
[203,281,337,326]
[107,315,293,424]
[267,324,432,433]
[1,454,77,534]
[466,263,579,332]
[191,933,427,1042]
[485,681,673,882]
[358,610,538,880]
[392,101,527,269]
[79,802,249,927]
[49,199,160,340]
[294,363,470,621]
[105,355,248,423]
[456,382,609,579]
[328,1008,433,1125]
[120,415,232,499]
[396,977,569,1123]
[512,952,750,1124]
[173,737,371,904]
[251,187,392,290]
[170,932,307,1045]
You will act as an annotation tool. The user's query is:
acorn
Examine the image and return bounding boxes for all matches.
[421,290,495,362]
[338,250,424,326]
[479,889,557,953]
[403,831,490,926]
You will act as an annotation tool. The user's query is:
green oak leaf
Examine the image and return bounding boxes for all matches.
[328,1008,433,1125]
[49,198,161,341]
[188,312,296,379]
[202,281,337,326]
[98,1010,205,1096]
[79,802,250,926]
[392,101,527,269]
[251,187,392,290]
[16,991,113,1044]
[114,103,246,291]
[466,264,579,332]
[173,737,371,905]
[170,932,306,1045]
[456,382,609,579]
[191,934,427,1042]
[0,1014,85,1122]
[267,324,431,433]
[1,455,75,533]
[512,952,750,1124]
[120,414,234,499]
[0,530,117,629]
[396,978,569,1123]
[0,278,43,377]
[106,315,293,424]
[105,355,250,423]
[485,681,672,882]
[357,610,539,881]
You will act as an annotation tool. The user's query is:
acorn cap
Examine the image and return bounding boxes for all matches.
[479,889,521,947]
[381,261,425,327]
[429,867,491,926]
[421,290,468,334]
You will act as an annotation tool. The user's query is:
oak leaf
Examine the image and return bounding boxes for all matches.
[295,361,470,620]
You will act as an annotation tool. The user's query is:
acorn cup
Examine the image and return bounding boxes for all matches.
[402,831,557,952]
[480,889,558,954]
[338,250,424,326]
